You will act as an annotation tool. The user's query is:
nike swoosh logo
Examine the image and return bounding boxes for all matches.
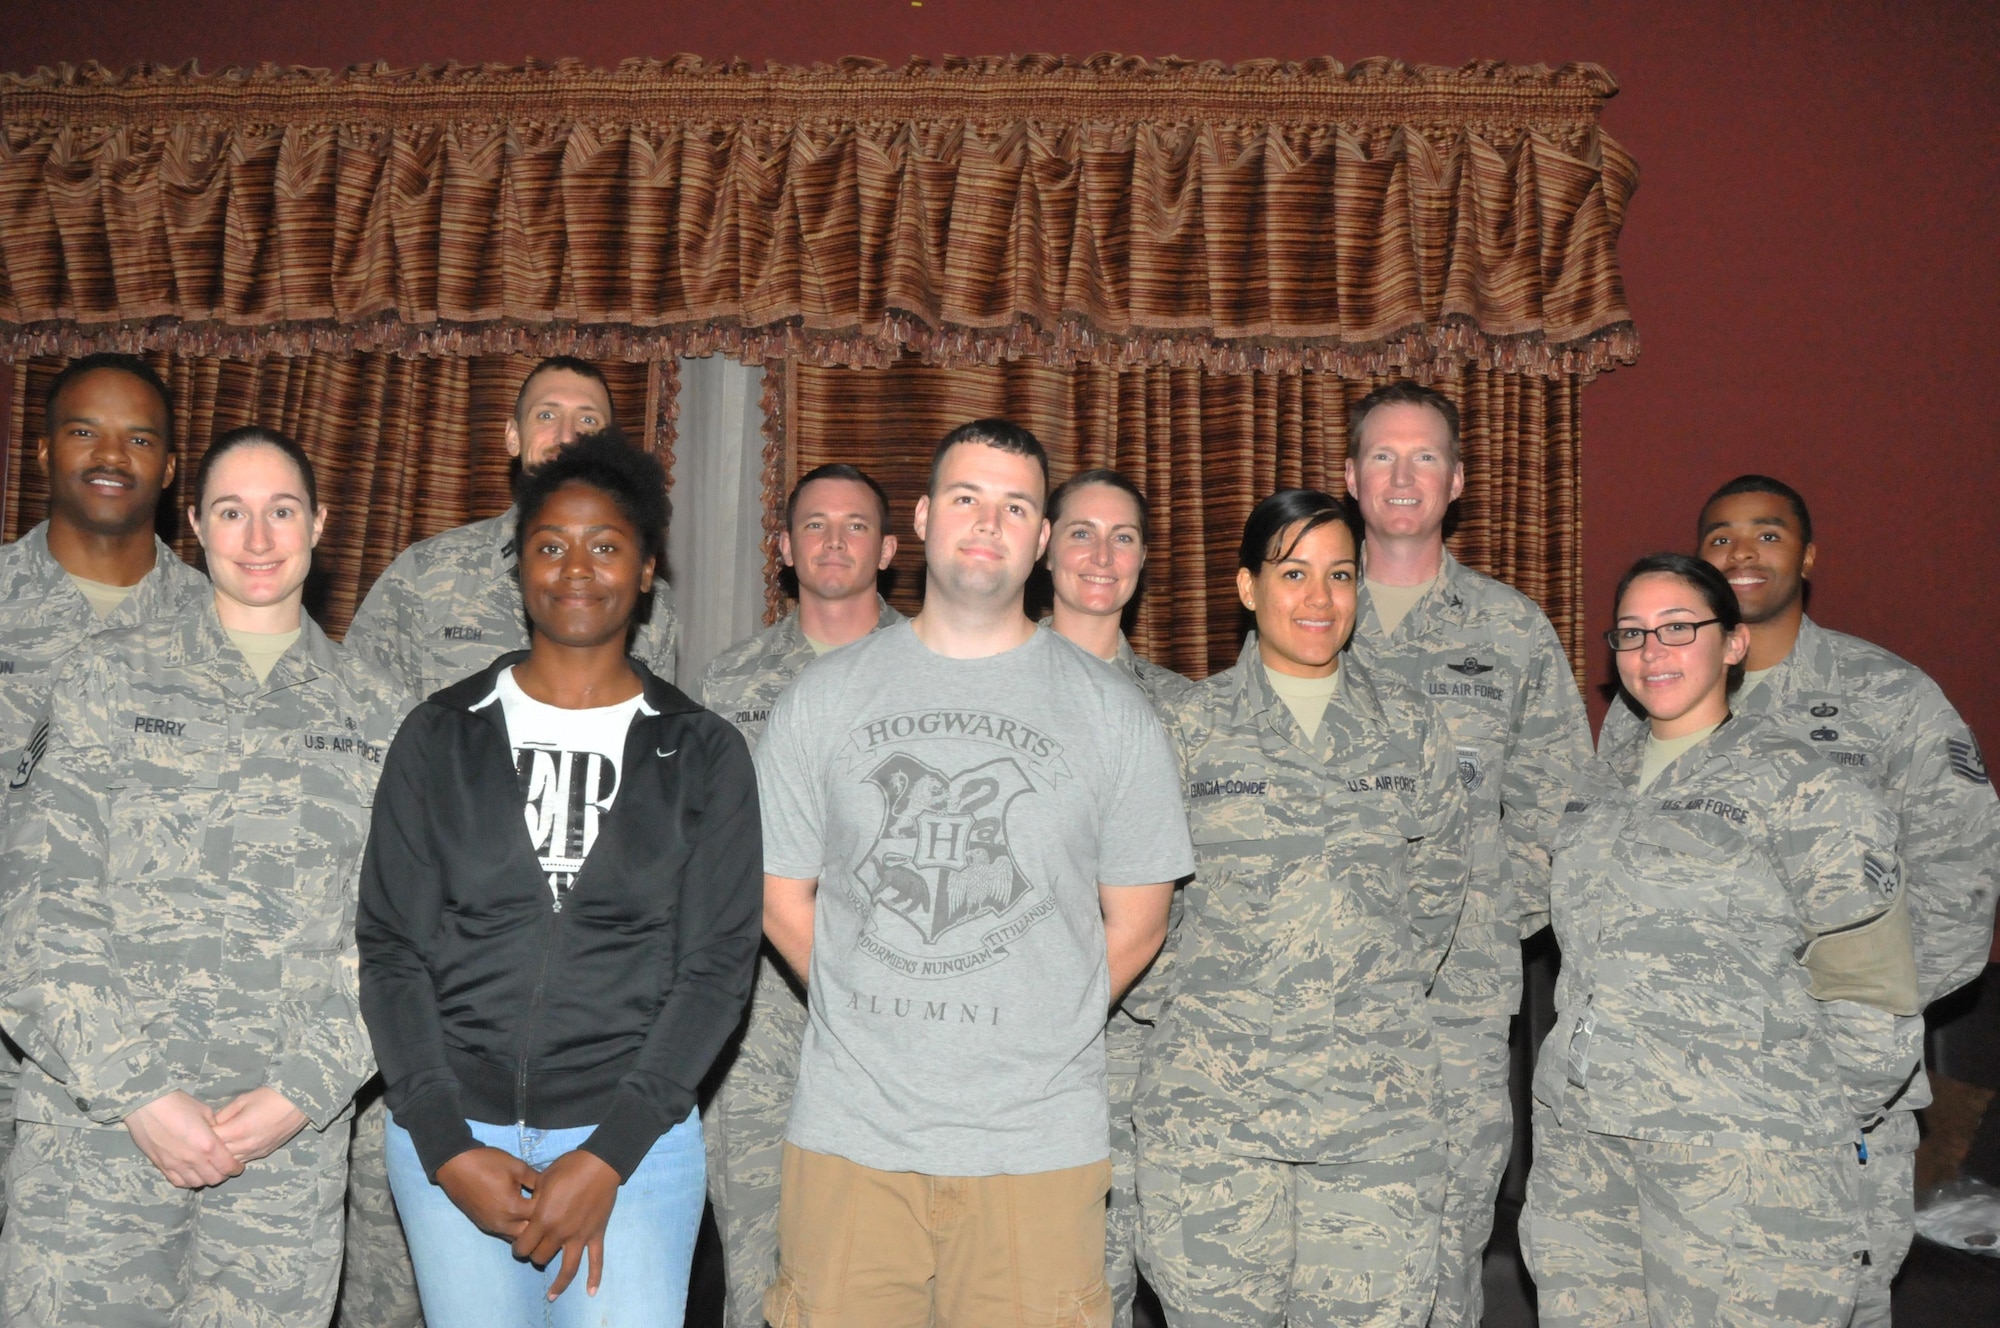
[656,747,678,758]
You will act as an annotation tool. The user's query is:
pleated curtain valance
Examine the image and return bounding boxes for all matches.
[0,54,1638,377]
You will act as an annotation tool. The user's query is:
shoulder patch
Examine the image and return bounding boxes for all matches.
[9,720,49,790]
[1949,735,1989,785]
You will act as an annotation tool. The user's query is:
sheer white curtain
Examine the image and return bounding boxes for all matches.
[667,355,769,692]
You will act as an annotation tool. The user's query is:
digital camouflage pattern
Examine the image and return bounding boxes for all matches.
[1103,633,1191,1328]
[0,600,402,1322]
[1522,1110,1865,1328]
[697,600,900,1328]
[1536,711,1920,1150]
[1137,635,1469,1324]
[344,510,679,701]
[0,522,210,1230]
[1600,614,1998,1322]
[1349,550,1591,1328]
[338,506,677,1328]
[1137,1128,1444,1328]
[2,1116,350,1328]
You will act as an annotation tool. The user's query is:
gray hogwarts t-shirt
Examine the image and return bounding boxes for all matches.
[757,621,1195,1175]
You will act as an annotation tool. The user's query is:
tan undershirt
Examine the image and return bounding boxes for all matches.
[227,627,302,685]
[1367,574,1436,637]
[1737,665,1776,699]
[1265,664,1340,742]
[68,573,137,621]
[1638,721,1721,792]
[805,634,834,656]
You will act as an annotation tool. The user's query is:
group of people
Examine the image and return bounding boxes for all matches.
[0,352,1991,1328]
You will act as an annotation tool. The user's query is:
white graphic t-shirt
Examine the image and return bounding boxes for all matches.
[492,667,651,907]
[757,622,1195,1176]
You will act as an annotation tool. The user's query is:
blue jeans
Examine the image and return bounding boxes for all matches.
[384,1109,704,1328]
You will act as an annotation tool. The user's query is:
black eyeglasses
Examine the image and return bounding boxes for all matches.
[1604,619,1724,651]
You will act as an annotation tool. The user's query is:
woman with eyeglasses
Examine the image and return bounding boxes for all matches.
[1522,552,1920,1328]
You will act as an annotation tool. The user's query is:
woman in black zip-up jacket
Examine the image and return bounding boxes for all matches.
[357,432,761,1326]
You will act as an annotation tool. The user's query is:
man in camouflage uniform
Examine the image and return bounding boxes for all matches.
[1527,700,1921,1327]
[0,354,211,1231]
[339,357,677,1328]
[1138,495,1472,1327]
[1601,474,2000,1324]
[1341,382,1593,1327]
[699,463,900,1328]
[0,580,405,1325]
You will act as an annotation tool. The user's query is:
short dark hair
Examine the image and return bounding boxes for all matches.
[193,426,318,513]
[786,463,891,531]
[513,356,615,426]
[1238,488,1362,574]
[928,419,1050,504]
[513,428,669,579]
[43,353,175,447]
[1614,551,1745,691]
[1347,381,1461,468]
[1047,468,1150,544]
[1700,474,1813,545]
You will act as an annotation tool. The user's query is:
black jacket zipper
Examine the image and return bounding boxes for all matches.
[514,903,562,1124]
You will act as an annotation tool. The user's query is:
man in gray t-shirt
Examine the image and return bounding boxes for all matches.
[756,420,1193,1327]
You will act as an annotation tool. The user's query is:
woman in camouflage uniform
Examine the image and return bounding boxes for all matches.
[1044,467,1190,1328]
[1135,490,1470,1328]
[1524,553,1919,1327]
[0,427,404,1328]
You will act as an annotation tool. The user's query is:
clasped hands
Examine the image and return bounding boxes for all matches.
[436,1146,621,1300]
[124,1085,309,1189]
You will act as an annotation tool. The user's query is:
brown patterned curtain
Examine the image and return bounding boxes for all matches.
[2,354,672,637]
[0,56,1635,380]
[773,360,1582,679]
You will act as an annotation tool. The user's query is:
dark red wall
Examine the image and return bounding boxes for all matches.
[6,2,1996,742]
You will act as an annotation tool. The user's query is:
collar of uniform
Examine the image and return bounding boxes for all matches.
[1603,709,1762,793]
[1729,615,1834,719]
[1113,632,1141,674]
[15,522,195,620]
[1356,543,1471,640]
[165,595,334,696]
[486,506,523,568]
[1230,631,1388,729]
[784,596,904,655]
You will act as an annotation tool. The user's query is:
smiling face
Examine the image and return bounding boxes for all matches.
[1344,401,1465,544]
[1048,481,1145,620]
[38,368,176,539]
[1614,571,1751,735]
[519,481,656,650]
[1238,517,1359,678]
[912,441,1050,607]
[781,476,897,603]
[191,444,324,614]
[1697,490,1816,625]
[505,368,614,470]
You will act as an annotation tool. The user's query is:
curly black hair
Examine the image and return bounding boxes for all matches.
[512,428,670,580]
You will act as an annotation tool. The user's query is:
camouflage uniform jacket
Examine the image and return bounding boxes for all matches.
[1107,632,1192,1031]
[345,510,679,699]
[1140,634,1471,1162]
[1536,712,1917,1150]
[0,599,408,1131]
[699,599,904,755]
[1603,615,1998,1008]
[1349,549,1593,1003]
[0,522,211,777]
